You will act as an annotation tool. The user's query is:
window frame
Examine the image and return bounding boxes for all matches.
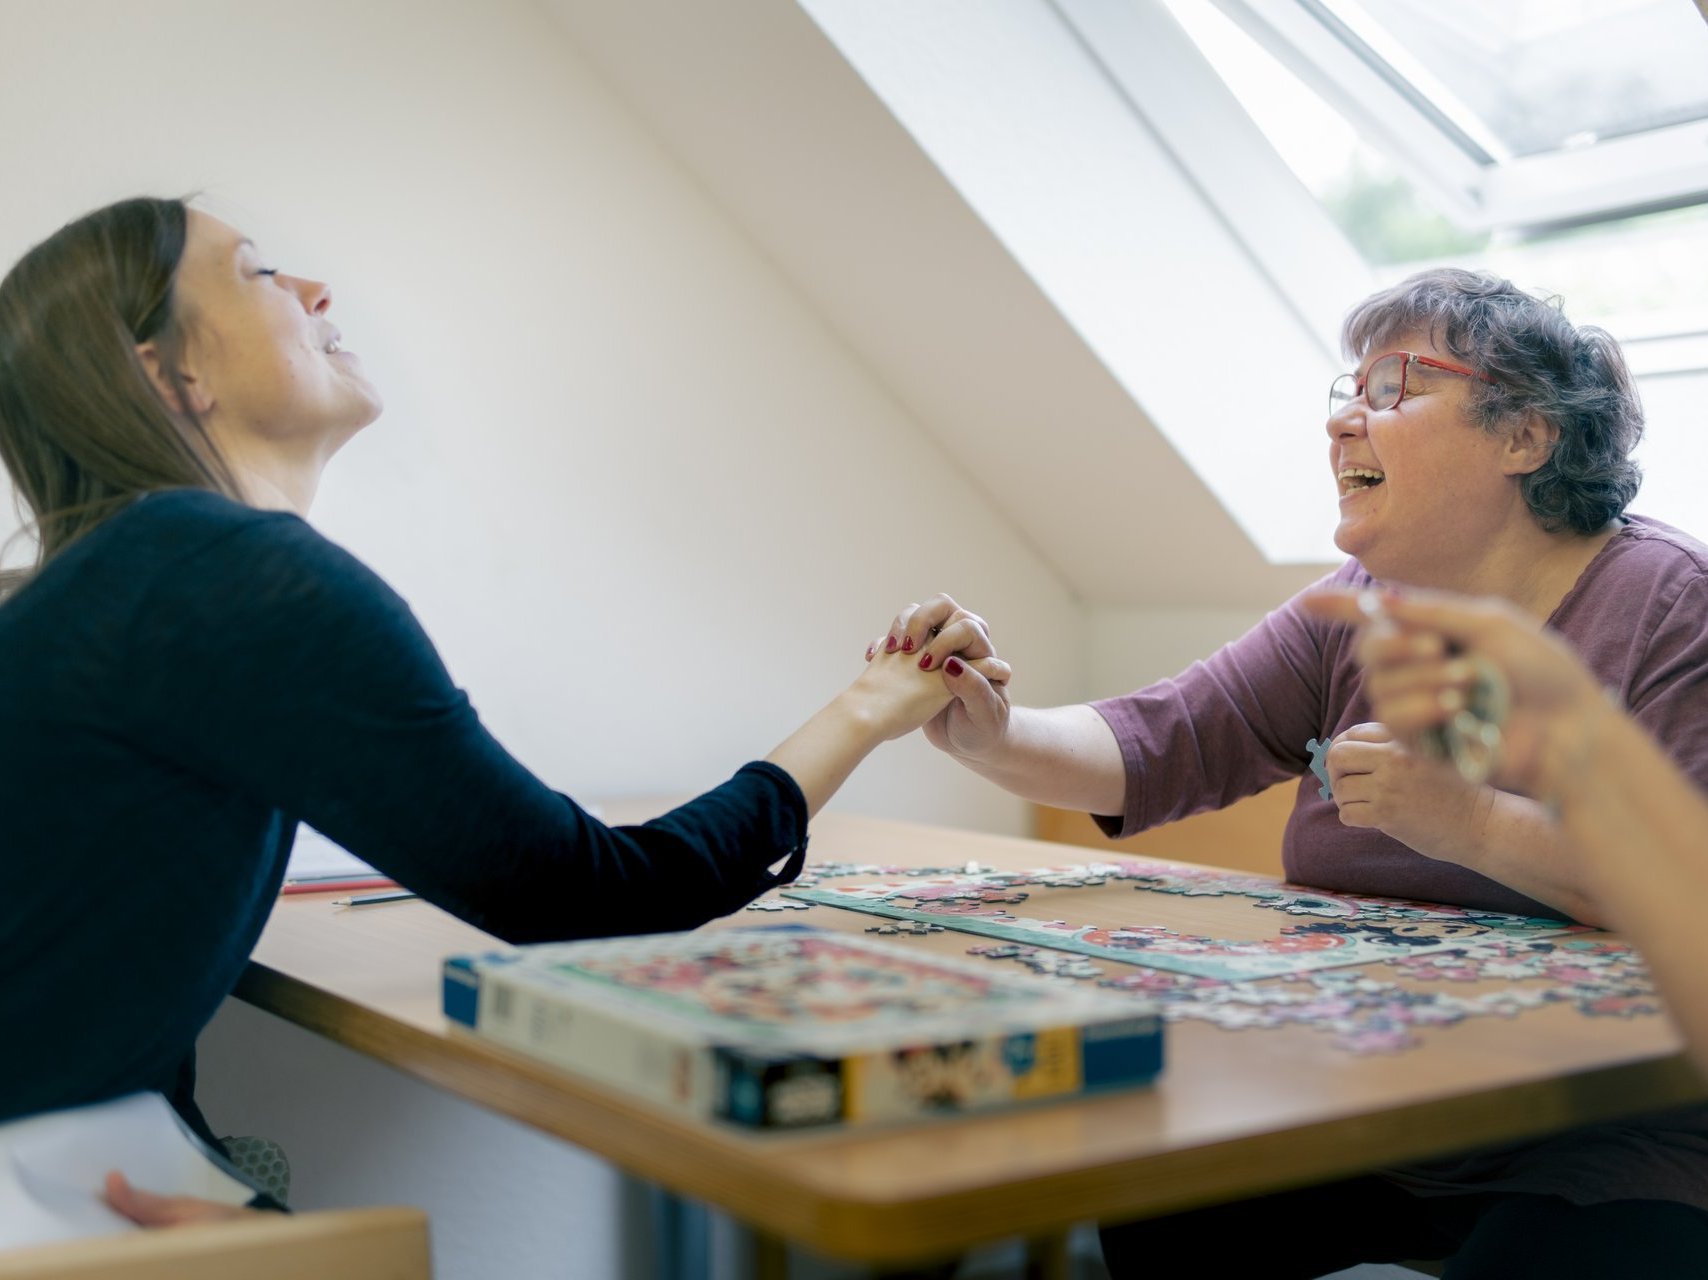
[1206,0,1708,232]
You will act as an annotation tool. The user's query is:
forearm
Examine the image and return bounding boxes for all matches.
[1554,710,1708,1061]
[1439,789,1608,925]
[1553,704,1708,885]
[951,704,1128,816]
[1413,700,1708,928]
[765,691,887,819]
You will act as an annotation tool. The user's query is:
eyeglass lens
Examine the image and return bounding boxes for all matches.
[1329,353,1408,414]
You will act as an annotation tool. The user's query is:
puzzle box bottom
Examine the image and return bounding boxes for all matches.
[714,1019,1163,1127]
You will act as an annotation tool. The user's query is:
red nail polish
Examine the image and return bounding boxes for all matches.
[866,644,875,660]
[918,653,933,671]
[885,636,898,653]
[901,636,914,653]
[945,657,963,676]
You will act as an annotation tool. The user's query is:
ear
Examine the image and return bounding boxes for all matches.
[134,341,214,418]
[1501,411,1558,478]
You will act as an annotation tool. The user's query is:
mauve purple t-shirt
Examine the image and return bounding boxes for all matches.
[1091,513,1708,1209]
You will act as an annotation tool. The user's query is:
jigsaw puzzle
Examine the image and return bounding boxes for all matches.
[771,860,1657,1055]
[783,861,1582,980]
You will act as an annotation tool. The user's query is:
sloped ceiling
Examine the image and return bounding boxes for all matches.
[540,0,1334,607]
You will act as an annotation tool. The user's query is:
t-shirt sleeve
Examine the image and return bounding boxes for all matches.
[118,516,807,944]
[1086,568,1356,838]
[1624,574,1708,793]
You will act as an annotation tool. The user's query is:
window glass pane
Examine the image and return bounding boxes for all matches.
[1461,205,1708,327]
[1352,0,1708,158]
[1164,0,1487,266]
[1164,0,1708,315]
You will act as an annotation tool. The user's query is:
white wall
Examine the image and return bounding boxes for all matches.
[799,0,1347,567]
[543,0,1343,610]
[1085,605,1274,697]
[0,2,1094,1275]
[0,0,1085,835]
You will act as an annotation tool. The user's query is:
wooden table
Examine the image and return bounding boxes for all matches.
[236,809,1703,1269]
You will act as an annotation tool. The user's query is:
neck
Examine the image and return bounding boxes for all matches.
[217,438,330,517]
[1399,517,1620,620]
[237,468,318,515]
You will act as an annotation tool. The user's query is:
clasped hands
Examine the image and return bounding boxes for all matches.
[862,594,1013,759]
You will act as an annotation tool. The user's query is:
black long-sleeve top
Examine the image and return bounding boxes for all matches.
[0,489,807,1133]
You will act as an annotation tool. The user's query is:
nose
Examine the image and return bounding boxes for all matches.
[1326,396,1366,442]
[285,273,332,316]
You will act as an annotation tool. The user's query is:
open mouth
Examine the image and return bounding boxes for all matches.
[1338,467,1385,496]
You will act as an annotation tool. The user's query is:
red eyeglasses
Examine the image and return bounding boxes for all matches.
[1330,351,1496,414]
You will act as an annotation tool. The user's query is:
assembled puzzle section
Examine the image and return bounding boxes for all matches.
[765,859,1658,1057]
[782,860,1584,981]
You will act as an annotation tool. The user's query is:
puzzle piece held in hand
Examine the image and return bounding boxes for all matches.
[1307,737,1334,800]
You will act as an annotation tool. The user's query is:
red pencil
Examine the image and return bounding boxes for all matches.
[280,876,399,896]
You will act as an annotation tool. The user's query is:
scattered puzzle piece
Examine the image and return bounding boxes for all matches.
[865,922,945,938]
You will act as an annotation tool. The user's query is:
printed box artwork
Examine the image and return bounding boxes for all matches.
[442,928,1163,1128]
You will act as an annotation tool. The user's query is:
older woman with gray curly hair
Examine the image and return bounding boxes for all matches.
[877,267,1708,1277]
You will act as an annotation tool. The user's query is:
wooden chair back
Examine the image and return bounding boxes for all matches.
[0,1207,430,1280]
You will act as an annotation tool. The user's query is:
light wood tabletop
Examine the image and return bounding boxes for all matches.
[236,807,1704,1265]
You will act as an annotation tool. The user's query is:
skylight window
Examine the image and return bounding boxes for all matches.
[1159,0,1485,267]
[1349,0,1708,160]
[1155,0,1708,304]
[1193,0,1708,230]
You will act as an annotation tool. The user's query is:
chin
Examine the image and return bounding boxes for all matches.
[1334,524,1396,584]
[328,405,382,456]
[1332,520,1365,563]
[349,390,385,431]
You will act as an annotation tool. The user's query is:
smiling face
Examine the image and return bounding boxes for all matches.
[1327,331,1525,586]
[166,210,382,463]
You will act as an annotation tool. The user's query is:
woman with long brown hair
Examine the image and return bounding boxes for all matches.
[0,197,983,1165]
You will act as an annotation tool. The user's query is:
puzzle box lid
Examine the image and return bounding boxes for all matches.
[445,926,1158,1058]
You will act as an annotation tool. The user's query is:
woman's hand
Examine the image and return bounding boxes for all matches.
[103,1170,255,1227]
[844,643,957,743]
[1325,721,1494,864]
[1303,587,1609,798]
[766,639,960,818]
[866,594,1012,761]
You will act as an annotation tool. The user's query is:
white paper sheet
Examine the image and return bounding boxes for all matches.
[284,823,378,882]
[0,1093,255,1250]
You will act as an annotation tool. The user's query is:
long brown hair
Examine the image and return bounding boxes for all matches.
[0,196,241,591]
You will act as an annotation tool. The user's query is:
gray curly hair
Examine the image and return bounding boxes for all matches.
[1341,268,1643,535]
